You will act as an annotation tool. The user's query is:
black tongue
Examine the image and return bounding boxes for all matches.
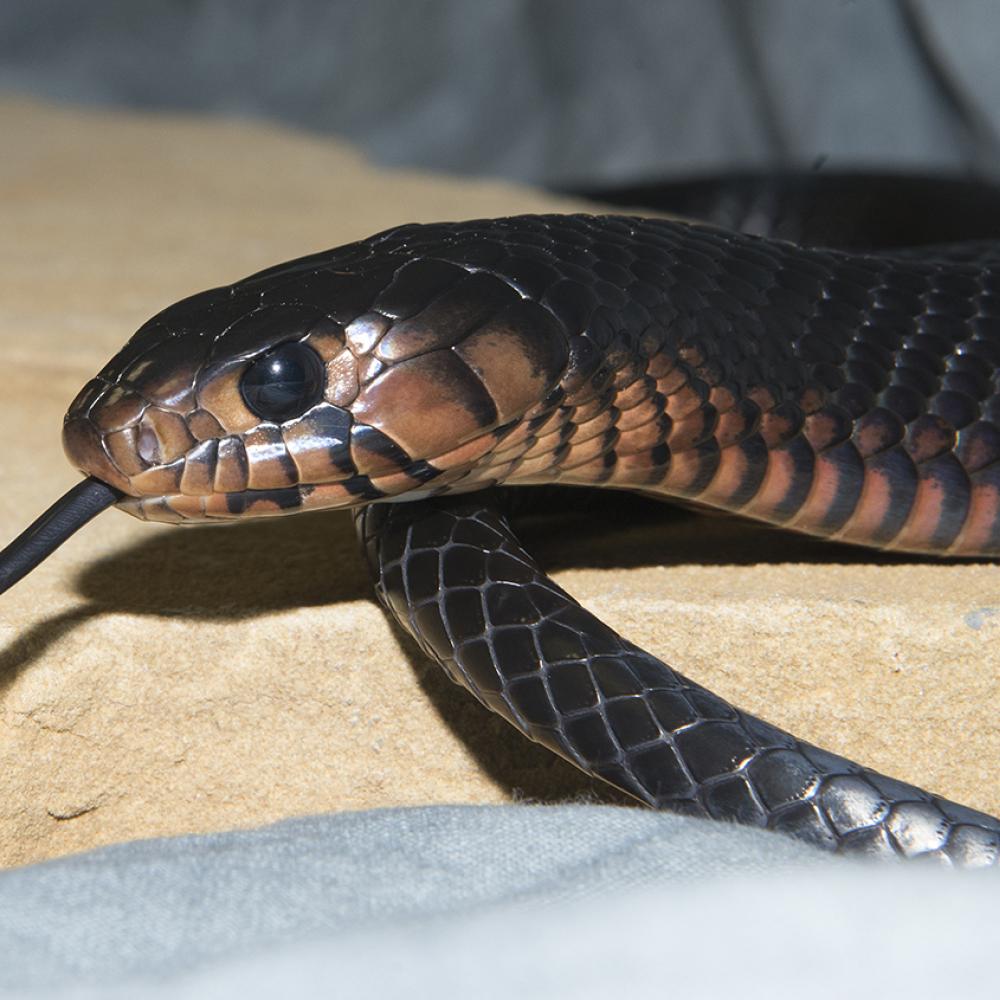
[0,477,124,595]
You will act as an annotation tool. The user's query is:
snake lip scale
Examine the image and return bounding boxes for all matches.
[1,213,999,867]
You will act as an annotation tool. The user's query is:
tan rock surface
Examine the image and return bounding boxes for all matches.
[0,98,996,869]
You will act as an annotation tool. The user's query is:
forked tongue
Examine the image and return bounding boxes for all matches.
[0,477,124,595]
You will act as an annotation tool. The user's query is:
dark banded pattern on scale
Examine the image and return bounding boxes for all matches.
[55,214,1000,865]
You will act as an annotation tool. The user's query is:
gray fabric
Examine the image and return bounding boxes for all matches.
[0,804,996,999]
[2,0,999,185]
[0,804,822,992]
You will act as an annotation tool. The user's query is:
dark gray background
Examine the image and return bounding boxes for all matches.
[3,0,1000,188]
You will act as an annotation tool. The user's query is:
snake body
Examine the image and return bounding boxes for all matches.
[46,214,1000,865]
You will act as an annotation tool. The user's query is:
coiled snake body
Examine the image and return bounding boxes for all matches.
[4,214,1000,866]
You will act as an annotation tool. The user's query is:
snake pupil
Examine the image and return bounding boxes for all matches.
[240,342,325,423]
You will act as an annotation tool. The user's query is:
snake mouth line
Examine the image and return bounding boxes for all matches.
[0,477,124,596]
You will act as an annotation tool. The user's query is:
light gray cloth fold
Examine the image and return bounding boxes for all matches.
[0,804,996,999]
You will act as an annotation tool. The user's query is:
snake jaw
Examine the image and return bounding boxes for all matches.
[61,367,523,525]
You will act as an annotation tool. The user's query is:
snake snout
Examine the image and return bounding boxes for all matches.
[62,377,188,490]
[62,383,135,494]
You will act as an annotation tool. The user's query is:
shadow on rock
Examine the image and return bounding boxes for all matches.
[75,508,369,617]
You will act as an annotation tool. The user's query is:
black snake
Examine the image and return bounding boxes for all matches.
[2,214,999,866]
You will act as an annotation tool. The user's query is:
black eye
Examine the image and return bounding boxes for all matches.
[240,342,325,423]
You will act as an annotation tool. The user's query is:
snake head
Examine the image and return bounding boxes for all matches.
[62,231,570,522]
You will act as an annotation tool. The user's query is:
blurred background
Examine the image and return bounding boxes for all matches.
[4,0,1000,242]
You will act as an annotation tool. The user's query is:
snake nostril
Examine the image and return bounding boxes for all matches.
[137,424,162,466]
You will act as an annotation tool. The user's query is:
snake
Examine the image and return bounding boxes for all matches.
[2,213,999,868]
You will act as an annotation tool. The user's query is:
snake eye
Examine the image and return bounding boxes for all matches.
[240,342,325,423]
